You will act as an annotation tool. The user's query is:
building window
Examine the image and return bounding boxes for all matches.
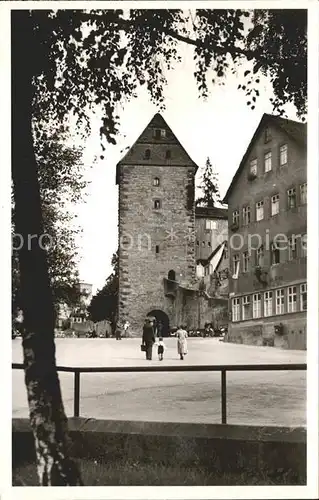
[288,286,297,313]
[301,234,307,257]
[300,183,307,205]
[155,245,159,254]
[153,177,160,187]
[264,151,272,172]
[280,144,288,166]
[265,127,271,143]
[233,254,240,276]
[202,241,205,247]
[256,245,264,267]
[276,289,285,315]
[256,200,264,221]
[300,283,307,311]
[287,187,296,209]
[232,210,239,225]
[223,244,228,260]
[206,220,217,230]
[250,159,257,175]
[288,236,297,261]
[264,291,273,317]
[271,242,280,265]
[154,199,161,209]
[242,296,251,320]
[144,149,151,159]
[196,240,199,246]
[253,293,261,318]
[208,241,211,247]
[232,298,240,322]
[271,194,280,216]
[242,205,251,225]
[243,251,249,273]
[165,150,171,159]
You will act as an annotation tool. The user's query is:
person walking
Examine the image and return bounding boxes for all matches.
[176,325,188,360]
[156,337,166,361]
[123,320,130,338]
[115,322,122,340]
[142,318,155,360]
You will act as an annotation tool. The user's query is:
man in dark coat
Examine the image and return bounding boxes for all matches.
[142,318,155,360]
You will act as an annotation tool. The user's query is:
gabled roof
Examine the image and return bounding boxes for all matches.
[223,113,307,203]
[195,206,228,219]
[197,240,227,268]
[116,113,199,183]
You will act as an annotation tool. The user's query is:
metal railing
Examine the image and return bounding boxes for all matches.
[12,363,306,424]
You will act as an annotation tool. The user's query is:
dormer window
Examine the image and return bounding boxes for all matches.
[154,128,166,139]
[165,150,171,159]
[144,149,151,159]
[153,177,160,187]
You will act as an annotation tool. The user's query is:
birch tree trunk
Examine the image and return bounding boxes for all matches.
[11,11,82,486]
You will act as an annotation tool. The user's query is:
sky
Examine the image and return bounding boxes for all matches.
[69,35,298,294]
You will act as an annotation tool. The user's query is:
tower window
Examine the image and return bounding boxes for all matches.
[155,245,159,254]
[144,149,151,159]
[165,150,171,159]
[154,199,161,209]
[153,177,160,187]
[168,270,176,281]
[154,128,166,139]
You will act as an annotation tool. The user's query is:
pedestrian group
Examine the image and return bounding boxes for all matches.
[141,317,188,361]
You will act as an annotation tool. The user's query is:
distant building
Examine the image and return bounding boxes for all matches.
[195,206,228,261]
[223,113,307,350]
[197,240,229,298]
[77,282,93,306]
[69,282,93,327]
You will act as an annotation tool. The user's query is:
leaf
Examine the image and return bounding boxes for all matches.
[253,61,263,74]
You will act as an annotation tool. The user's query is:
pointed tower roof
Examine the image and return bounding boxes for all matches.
[116,113,199,183]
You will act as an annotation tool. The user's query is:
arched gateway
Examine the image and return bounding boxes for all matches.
[147,310,170,337]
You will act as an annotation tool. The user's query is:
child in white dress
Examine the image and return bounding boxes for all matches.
[156,337,166,361]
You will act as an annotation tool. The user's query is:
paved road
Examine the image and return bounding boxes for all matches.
[12,338,306,426]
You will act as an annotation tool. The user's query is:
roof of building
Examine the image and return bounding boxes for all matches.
[116,113,200,183]
[223,113,307,203]
[195,206,228,219]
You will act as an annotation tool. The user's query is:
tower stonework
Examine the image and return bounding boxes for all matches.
[116,114,198,335]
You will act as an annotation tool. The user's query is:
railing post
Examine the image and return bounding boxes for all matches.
[74,370,80,418]
[221,369,227,424]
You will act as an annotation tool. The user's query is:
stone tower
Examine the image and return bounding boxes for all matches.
[116,113,199,336]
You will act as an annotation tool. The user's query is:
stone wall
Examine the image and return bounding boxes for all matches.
[12,418,306,484]
[118,163,196,333]
[226,311,306,349]
[172,287,228,330]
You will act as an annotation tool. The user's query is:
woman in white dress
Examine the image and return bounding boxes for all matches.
[176,325,188,360]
